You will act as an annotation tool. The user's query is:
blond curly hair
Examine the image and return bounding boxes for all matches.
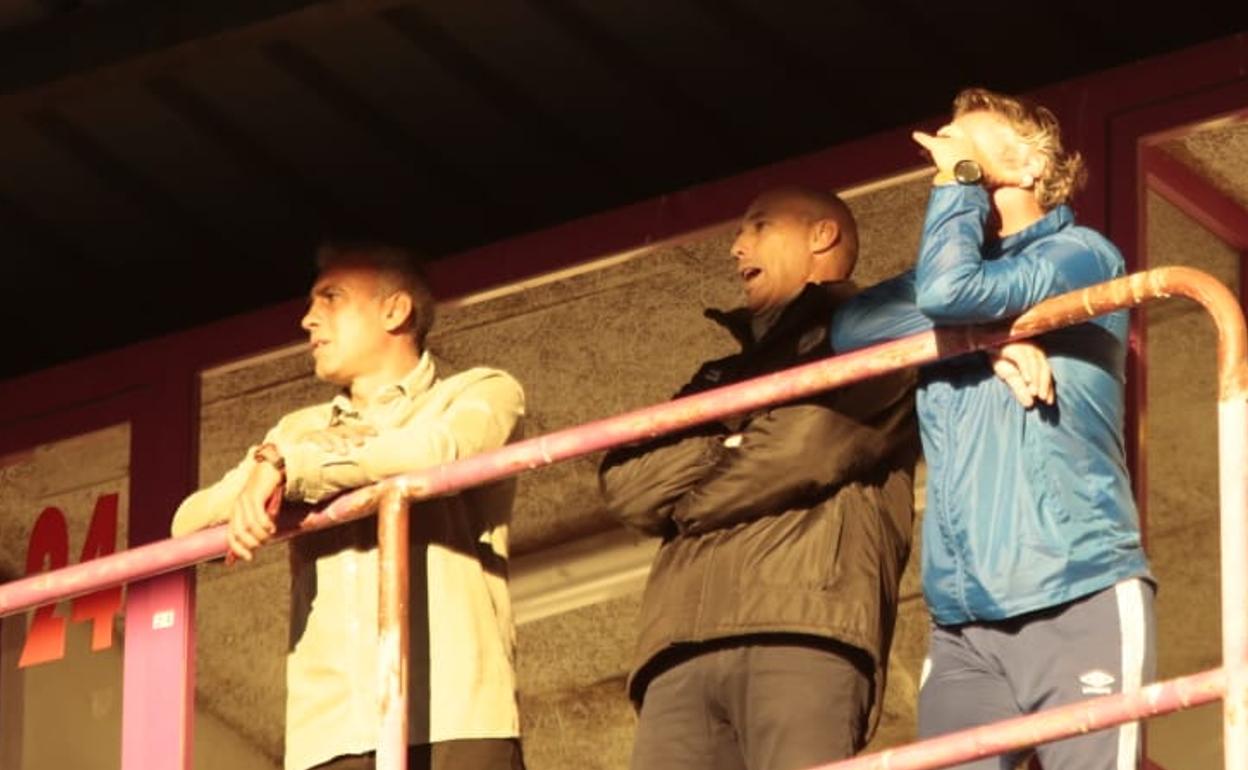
[953,87,1087,209]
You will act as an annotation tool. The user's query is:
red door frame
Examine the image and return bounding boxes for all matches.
[1106,77,1248,543]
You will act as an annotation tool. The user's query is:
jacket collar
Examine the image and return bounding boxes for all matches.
[707,281,857,349]
[330,350,436,417]
[993,204,1074,257]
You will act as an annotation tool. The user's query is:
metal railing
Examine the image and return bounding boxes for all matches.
[0,266,1244,770]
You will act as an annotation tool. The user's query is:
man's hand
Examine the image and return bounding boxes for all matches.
[226,461,284,562]
[296,423,378,455]
[990,341,1055,409]
[912,125,977,179]
[912,122,1031,188]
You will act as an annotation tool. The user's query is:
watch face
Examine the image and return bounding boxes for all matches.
[954,159,983,185]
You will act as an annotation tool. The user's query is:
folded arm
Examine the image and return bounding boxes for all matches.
[670,369,915,535]
[171,370,524,541]
[832,273,1055,408]
[830,272,932,352]
[170,450,261,537]
[598,423,727,537]
[279,371,525,503]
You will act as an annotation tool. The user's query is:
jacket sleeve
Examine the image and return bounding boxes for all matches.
[670,367,915,536]
[598,423,727,537]
[170,427,285,536]
[914,185,1116,322]
[598,355,742,536]
[830,271,932,352]
[279,371,524,504]
[170,453,249,536]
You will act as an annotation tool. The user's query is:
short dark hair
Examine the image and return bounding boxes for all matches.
[315,241,436,349]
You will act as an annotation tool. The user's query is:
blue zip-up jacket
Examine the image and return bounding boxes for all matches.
[832,184,1152,625]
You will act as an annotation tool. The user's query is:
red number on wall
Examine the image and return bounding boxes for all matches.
[18,493,123,668]
[70,493,122,652]
[17,507,70,667]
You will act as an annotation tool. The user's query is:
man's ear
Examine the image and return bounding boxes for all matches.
[810,217,840,254]
[381,291,413,333]
[1022,151,1047,187]
[1010,134,1047,185]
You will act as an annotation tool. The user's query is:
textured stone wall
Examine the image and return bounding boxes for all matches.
[1141,189,1241,770]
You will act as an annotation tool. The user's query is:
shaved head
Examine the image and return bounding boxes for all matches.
[732,185,859,314]
[748,186,858,277]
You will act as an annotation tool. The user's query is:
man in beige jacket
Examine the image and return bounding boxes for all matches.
[172,242,526,770]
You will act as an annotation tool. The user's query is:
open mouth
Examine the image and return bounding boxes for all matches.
[741,267,762,282]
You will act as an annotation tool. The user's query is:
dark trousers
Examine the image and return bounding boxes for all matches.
[631,636,873,770]
[309,738,525,770]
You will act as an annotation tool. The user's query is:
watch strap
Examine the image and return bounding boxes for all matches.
[253,442,286,472]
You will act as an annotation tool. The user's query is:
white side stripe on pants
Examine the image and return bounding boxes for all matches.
[1115,578,1150,770]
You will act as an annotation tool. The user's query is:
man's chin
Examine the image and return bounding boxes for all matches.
[743,295,767,315]
[313,363,348,385]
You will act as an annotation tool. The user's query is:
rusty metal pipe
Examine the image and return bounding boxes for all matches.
[0,525,230,617]
[376,488,410,770]
[813,667,1226,770]
[1,267,1242,610]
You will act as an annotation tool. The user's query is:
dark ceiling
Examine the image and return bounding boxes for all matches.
[1,0,1245,380]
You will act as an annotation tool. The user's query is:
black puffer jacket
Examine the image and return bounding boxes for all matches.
[599,281,918,739]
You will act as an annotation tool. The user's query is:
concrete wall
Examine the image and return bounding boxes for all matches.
[1141,185,1242,769]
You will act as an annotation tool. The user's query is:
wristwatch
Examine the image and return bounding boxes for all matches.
[253,442,286,471]
[953,159,984,185]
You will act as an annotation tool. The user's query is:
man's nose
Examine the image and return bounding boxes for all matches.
[300,309,317,331]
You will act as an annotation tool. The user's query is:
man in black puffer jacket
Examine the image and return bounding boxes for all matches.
[599,186,919,770]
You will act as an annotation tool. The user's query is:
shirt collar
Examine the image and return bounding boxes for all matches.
[994,204,1074,256]
[330,350,436,418]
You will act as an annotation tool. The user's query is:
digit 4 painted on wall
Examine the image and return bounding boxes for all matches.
[17,492,123,668]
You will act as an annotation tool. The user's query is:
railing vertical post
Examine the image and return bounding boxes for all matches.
[121,569,196,770]
[376,488,410,770]
[1220,394,1248,770]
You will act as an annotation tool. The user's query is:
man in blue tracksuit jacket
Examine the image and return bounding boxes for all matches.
[832,88,1154,770]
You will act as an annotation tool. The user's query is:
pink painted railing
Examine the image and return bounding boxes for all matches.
[0,266,1244,770]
